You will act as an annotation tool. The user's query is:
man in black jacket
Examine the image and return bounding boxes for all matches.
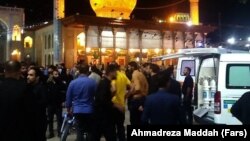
[231,91,250,125]
[47,69,66,138]
[27,67,48,141]
[0,61,36,141]
[92,64,117,141]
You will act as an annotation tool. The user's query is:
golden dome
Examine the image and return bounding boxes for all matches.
[90,0,137,19]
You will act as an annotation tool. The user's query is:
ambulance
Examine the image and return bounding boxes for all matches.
[152,48,250,124]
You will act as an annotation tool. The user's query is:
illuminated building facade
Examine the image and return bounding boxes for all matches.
[0,6,25,62]
[1,0,214,68]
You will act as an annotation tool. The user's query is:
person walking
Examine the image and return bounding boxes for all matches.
[111,63,131,141]
[92,64,117,141]
[66,64,97,141]
[47,69,66,138]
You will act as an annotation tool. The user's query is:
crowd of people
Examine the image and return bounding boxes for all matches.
[0,60,195,141]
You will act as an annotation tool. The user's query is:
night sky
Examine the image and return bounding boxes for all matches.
[1,0,250,41]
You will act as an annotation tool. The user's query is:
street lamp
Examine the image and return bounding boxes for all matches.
[227,37,235,45]
[247,37,250,42]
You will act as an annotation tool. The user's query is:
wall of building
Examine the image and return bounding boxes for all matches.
[0,6,24,61]
[61,24,204,67]
[33,25,54,66]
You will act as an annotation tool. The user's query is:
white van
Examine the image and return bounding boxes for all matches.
[153,48,250,125]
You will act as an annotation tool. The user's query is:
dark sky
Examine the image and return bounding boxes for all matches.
[1,0,250,41]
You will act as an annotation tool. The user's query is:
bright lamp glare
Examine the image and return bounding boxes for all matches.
[227,38,235,44]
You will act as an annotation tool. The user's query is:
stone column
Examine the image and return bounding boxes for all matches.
[192,32,195,48]
[84,25,89,63]
[182,32,185,49]
[204,33,207,48]
[138,29,143,64]
[98,27,103,64]
[112,28,117,61]
[171,31,176,52]
[161,31,165,65]
[125,28,130,65]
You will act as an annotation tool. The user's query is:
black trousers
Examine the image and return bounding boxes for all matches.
[35,114,47,141]
[74,113,93,141]
[183,100,193,125]
[114,108,125,141]
[47,105,63,135]
[92,110,116,141]
[128,98,144,125]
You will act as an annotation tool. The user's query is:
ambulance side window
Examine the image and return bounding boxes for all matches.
[180,60,195,76]
[226,64,250,89]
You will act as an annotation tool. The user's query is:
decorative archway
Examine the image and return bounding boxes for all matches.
[0,20,8,62]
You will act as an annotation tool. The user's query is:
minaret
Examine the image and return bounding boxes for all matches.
[53,0,65,64]
[189,0,199,25]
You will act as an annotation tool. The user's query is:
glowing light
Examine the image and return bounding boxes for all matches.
[129,49,135,53]
[154,48,160,54]
[12,25,21,41]
[186,21,193,26]
[166,49,172,54]
[136,57,139,62]
[90,0,137,19]
[101,48,106,53]
[11,49,20,55]
[197,42,203,47]
[24,36,33,48]
[169,17,174,23]
[142,49,148,53]
[86,47,91,53]
[77,32,85,46]
[227,37,235,45]
[245,44,250,47]
[190,0,199,25]
[248,37,250,42]
[115,48,121,52]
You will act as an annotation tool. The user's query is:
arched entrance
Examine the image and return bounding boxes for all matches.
[0,20,7,63]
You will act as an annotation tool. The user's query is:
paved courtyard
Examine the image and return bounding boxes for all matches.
[47,108,130,141]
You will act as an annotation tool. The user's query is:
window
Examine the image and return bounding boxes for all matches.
[45,35,47,49]
[180,60,195,76]
[77,32,85,47]
[226,64,250,89]
[12,25,21,41]
[48,35,51,49]
[24,36,33,48]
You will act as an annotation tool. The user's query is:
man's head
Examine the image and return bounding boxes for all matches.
[4,61,21,79]
[52,70,60,79]
[48,65,56,75]
[149,63,160,76]
[156,71,170,89]
[77,63,89,75]
[183,67,191,76]
[20,62,28,76]
[128,61,138,72]
[142,63,151,74]
[106,64,117,80]
[27,67,42,84]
